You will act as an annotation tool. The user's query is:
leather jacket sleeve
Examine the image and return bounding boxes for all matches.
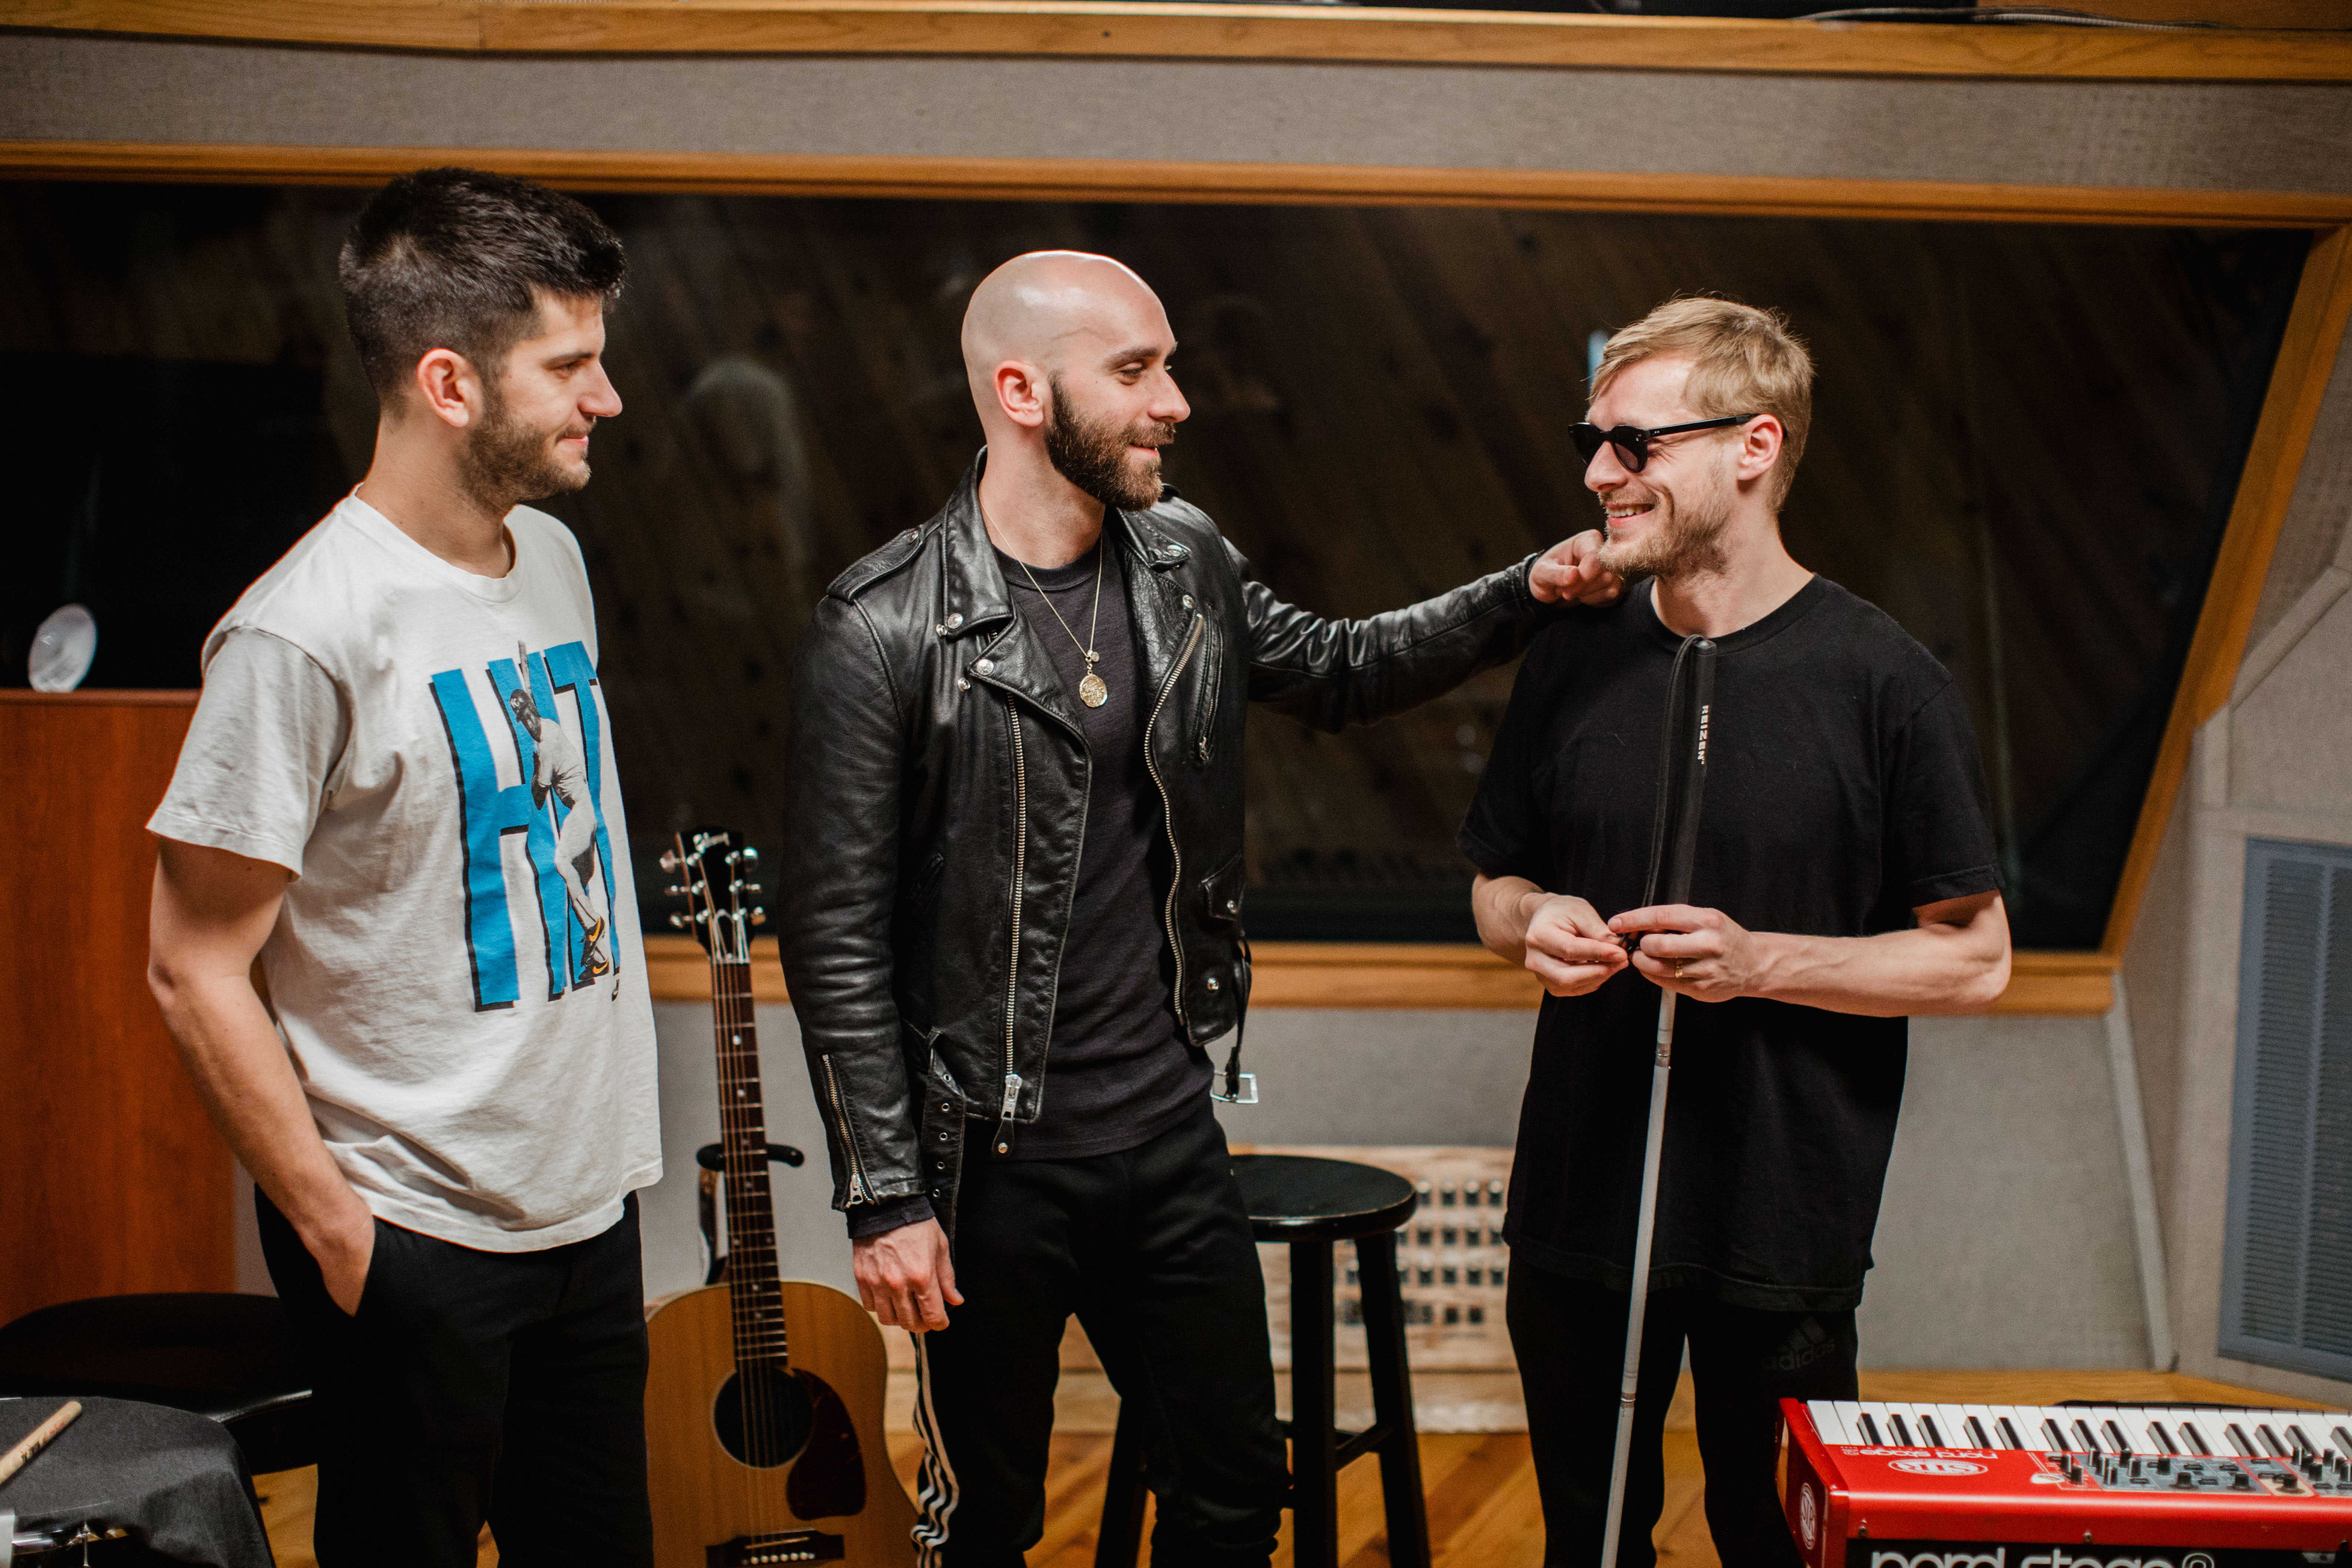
[1229,540,1555,730]
[778,593,924,1214]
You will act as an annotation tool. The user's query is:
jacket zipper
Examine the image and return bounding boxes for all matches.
[820,1053,872,1204]
[1146,611,1206,1026]
[994,697,1029,1151]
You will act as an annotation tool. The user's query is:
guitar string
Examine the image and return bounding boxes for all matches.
[710,889,779,1524]
[736,931,790,1525]
[727,936,784,1521]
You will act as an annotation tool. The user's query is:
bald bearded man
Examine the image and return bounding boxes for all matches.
[778,252,1620,1567]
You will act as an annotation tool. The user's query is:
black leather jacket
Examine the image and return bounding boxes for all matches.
[779,455,1560,1229]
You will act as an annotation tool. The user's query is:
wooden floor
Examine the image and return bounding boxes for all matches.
[256,1370,2327,1568]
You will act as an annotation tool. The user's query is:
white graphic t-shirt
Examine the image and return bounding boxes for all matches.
[151,494,661,1252]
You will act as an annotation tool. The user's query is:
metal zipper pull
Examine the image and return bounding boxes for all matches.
[1000,1071,1022,1117]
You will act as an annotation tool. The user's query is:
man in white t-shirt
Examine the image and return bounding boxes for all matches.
[146,168,660,1568]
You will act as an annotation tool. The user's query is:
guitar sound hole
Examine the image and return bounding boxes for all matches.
[712,1366,816,1468]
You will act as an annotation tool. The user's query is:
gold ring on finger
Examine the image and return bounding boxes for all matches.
[1673,959,1685,979]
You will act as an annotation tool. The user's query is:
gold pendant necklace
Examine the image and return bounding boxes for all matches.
[1015,543,1110,709]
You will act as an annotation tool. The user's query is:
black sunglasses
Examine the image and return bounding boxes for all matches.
[1570,414,1758,473]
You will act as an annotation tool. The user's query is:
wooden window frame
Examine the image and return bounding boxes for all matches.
[12,7,2349,1014]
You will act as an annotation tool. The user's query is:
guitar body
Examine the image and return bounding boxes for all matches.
[646,1279,917,1568]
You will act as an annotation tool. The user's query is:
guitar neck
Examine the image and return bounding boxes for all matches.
[711,952,788,1370]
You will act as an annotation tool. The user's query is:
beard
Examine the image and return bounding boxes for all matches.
[1595,481,1733,582]
[459,384,592,512]
[1044,375,1173,511]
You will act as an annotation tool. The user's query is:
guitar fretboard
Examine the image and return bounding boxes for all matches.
[711,952,790,1371]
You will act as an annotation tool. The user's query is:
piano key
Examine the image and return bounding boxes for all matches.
[2176,1415,2214,1456]
[2039,1413,2073,1452]
[2071,1416,2106,1454]
[2283,1420,2321,1459]
[2117,1410,2167,1456]
[2143,1417,2180,1456]
[2192,1410,2248,1457]
[2090,1409,2134,1454]
[1888,1411,1917,1447]
[1904,1406,1943,1447]
[2222,1418,2259,1456]
[1964,1405,2006,1449]
[1855,1403,1888,1446]
[1937,1405,1975,1450]
[1807,1401,1849,1445]
[2328,1422,2352,1462]
[1991,1407,2033,1451]
[1833,1401,1865,1447]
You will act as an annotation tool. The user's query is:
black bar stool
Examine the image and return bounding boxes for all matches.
[1096,1154,1428,1568]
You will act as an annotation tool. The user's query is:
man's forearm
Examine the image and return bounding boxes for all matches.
[153,971,368,1246]
[1472,873,1543,965]
[1748,917,2009,1017]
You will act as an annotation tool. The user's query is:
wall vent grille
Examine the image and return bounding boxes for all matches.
[2221,837,2352,1378]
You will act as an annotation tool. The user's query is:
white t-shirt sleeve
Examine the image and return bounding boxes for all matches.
[149,628,349,877]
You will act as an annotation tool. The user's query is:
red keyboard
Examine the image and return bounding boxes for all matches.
[1781,1398,2352,1568]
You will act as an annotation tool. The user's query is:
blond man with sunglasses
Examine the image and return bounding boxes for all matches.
[1464,296,2013,1568]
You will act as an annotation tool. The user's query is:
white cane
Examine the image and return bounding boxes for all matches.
[1597,634,1714,1568]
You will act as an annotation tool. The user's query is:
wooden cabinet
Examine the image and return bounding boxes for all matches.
[0,690,232,1324]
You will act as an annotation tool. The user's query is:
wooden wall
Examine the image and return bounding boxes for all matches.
[0,689,233,1324]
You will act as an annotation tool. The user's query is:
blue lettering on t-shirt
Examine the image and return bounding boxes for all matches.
[429,641,611,1011]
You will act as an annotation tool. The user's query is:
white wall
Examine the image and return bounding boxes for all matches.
[644,1001,2154,1368]
[2119,317,2352,1403]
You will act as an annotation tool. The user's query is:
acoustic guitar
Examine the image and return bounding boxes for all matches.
[645,829,917,1567]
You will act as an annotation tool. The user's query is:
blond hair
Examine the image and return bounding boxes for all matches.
[1591,296,1813,511]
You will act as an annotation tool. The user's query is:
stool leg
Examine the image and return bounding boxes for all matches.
[1095,1400,1149,1568]
[1290,1236,1340,1568]
[1356,1230,1431,1568]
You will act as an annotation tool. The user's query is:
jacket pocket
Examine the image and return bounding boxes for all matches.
[1201,852,1246,925]
[1191,623,1223,766]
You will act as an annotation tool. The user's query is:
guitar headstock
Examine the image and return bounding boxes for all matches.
[660,827,765,963]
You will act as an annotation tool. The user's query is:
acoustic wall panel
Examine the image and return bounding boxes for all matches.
[2222,836,2352,1378]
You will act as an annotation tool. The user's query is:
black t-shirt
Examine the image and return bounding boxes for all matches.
[997,541,1210,1159]
[1459,576,2002,1311]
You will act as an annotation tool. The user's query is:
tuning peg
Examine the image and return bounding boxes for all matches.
[752,909,767,925]
[664,884,686,897]
[668,913,686,929]
[659,850,681,872]
[741,847,760,864]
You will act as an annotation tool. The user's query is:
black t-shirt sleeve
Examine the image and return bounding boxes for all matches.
[1885,677,2005,910]
[1459,643,1554,886]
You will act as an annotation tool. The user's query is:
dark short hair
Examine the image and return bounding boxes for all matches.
[338,167,626,401]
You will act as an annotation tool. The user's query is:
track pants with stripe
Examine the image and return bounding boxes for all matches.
[911,1098,1290,1567]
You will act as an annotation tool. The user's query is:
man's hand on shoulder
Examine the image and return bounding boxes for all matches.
[1529,529,1624,608]
[1611,904,1762,1003]
[852,1217,963,1331]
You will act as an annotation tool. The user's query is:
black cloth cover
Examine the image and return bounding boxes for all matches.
[0,1395,272,1567]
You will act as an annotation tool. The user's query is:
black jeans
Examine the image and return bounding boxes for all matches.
[256,1188,654,1568]
[911,1099,1290,1568]
[1507,1264,1857,1568]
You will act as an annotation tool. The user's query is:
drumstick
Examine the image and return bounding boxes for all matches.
[0,1400,81,1489]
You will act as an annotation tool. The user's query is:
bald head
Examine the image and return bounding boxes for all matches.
[963,252,1167,418]
[961,250,1187,518]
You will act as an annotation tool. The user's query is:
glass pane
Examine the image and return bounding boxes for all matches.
[0,182,2308,948]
